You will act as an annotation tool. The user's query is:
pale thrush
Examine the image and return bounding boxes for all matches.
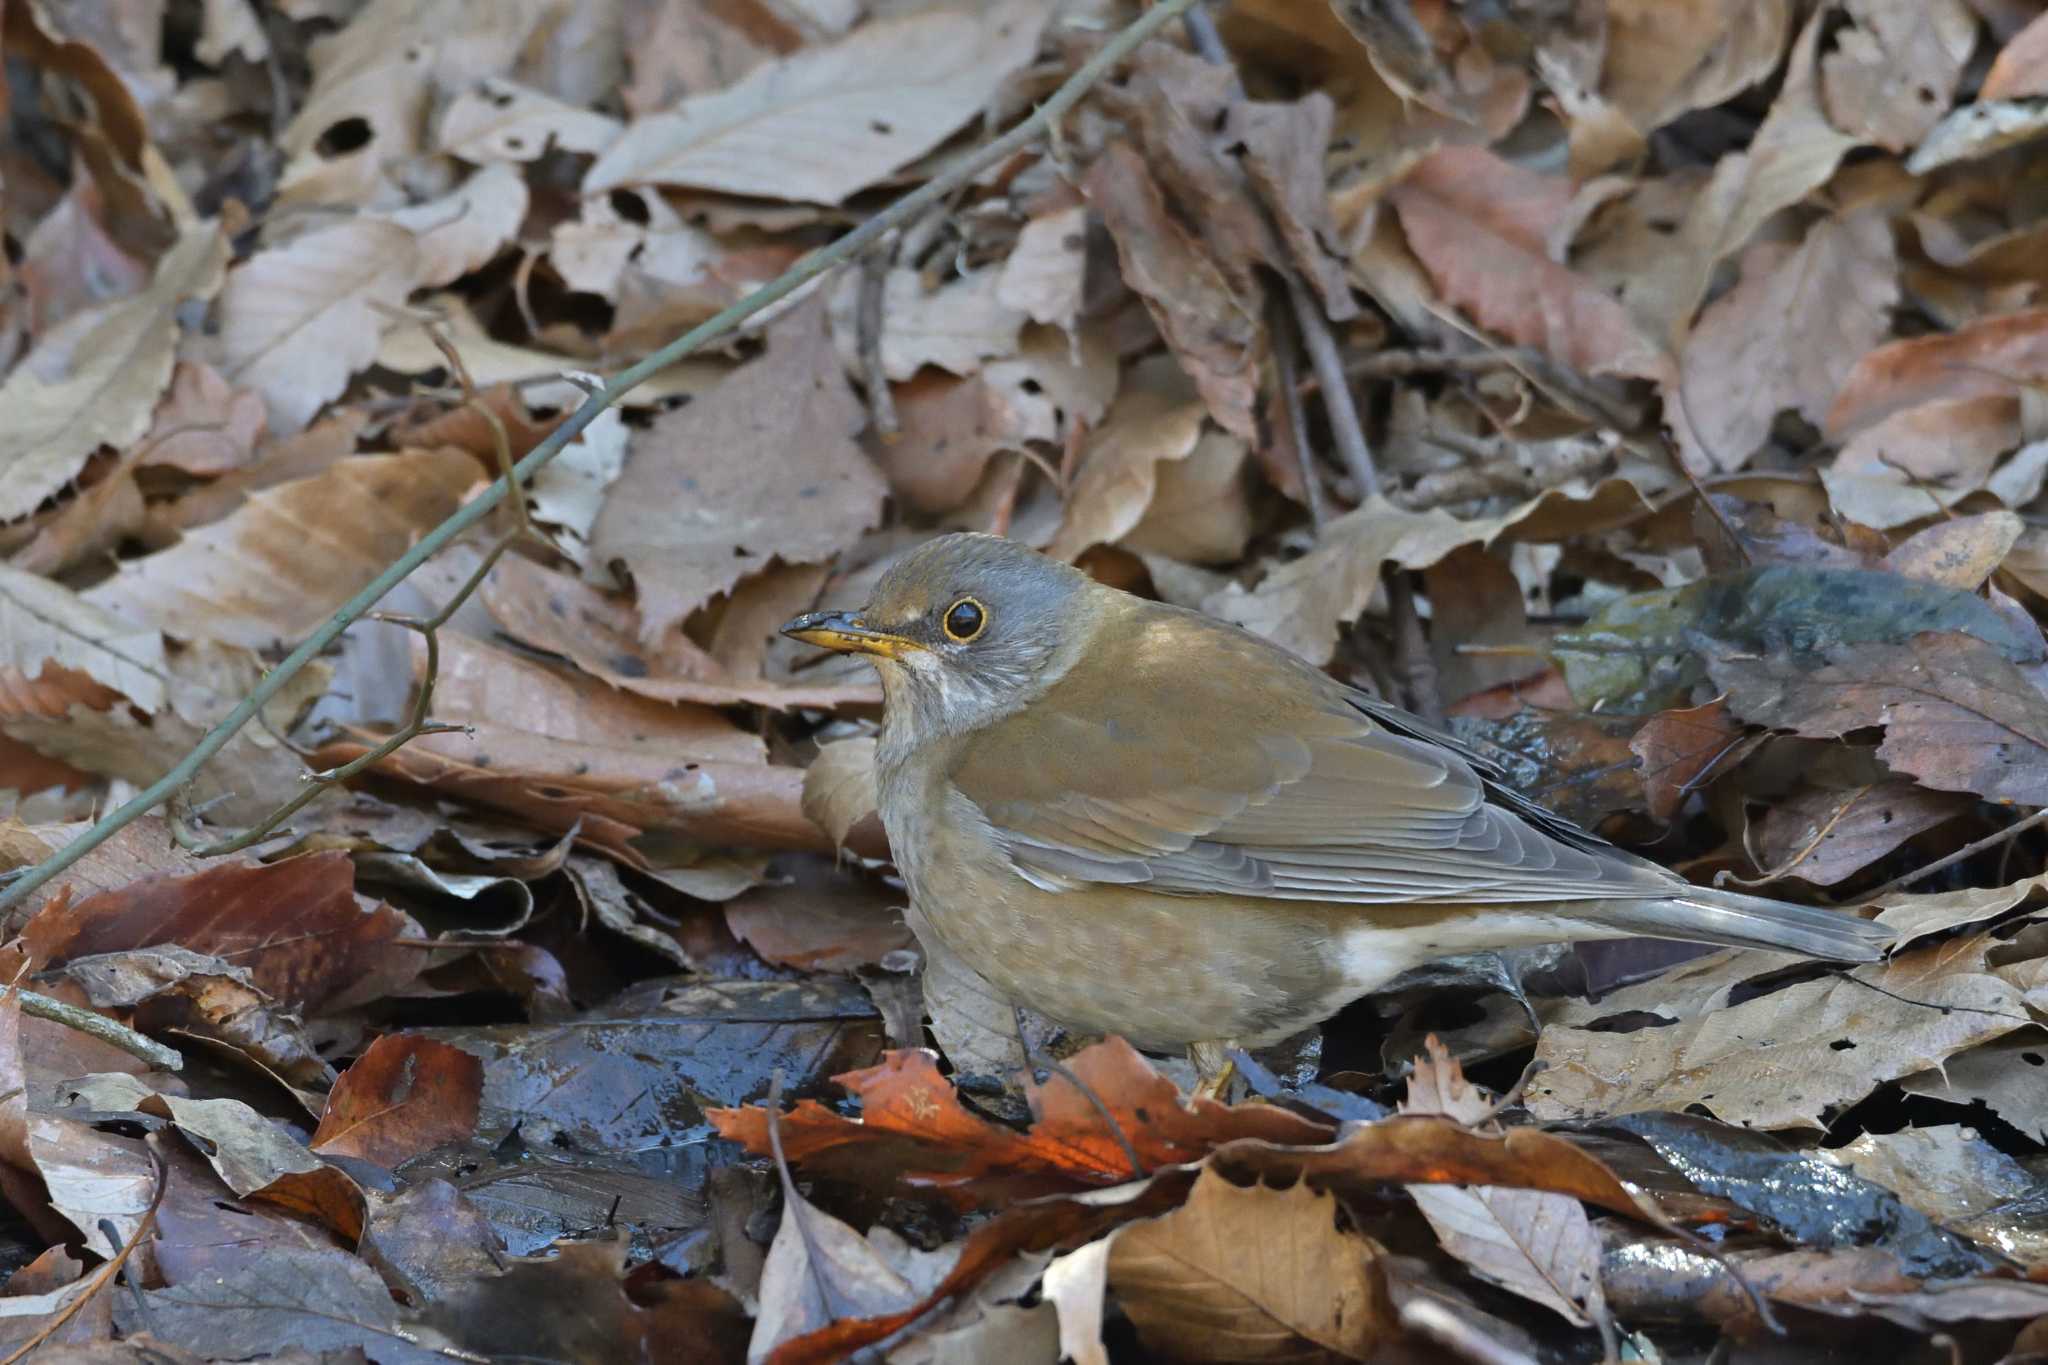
[783,534,1893,1062]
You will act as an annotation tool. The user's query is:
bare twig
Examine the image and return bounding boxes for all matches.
[1289,276,1379,498]
[0,0,1200,918]
[1272,296,1327,530]
[1345,348,1523,381]
[175,327,530,858]
[858,246,899,437]
[16,988,183,1072]
[1385,562,1442,722]
[1867,806,2048,900]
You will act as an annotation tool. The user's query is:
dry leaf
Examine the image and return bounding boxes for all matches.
[828,267,1024,381]
[1676,210,1898,473]
[0,222,229,520]
[1086,140,1262,440]
[995,206,1087,332]
[137,360,268,475]
[1982,10,2048,101]
[1108,1166,1393,1362]
[1821,0,1977,151]
[585,0,1054,204]
[1529,932,2033,1129]
[1826,307,2048,436]
[1391,147,1663,380]
[1750,781,1972,887]
[378,162,529,289]
[590,298,883,643]
[84,450,480,649]
[1044,358,1208,562]
[801,737,879,850]
[0,566,165,712]
[438,77,623,162]
[312,1034,483,1168]
[214,220,423,432]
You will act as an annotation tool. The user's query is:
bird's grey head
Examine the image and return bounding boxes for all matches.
[781,533,1093,740]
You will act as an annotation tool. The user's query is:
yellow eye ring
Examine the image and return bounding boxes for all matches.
[942,596,988,643]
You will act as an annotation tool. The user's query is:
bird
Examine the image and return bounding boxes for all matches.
[781,533,1893,1076]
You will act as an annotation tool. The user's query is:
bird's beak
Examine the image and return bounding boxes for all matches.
[780,609,924,660]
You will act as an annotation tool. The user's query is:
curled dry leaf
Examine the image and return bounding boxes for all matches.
[0,221,229,521]
[1043,358,1208,563]
[1085,141,1262,441]
[377,162,530,290]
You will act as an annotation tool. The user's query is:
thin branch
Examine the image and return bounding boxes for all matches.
[1272,295,1327,530]
[1289,274,1379,498]
[0,0,1199,918]
[1868,806,2048,900]
[16,988,184,1071]
[858,246,899,438]
[1345,347,1523,381]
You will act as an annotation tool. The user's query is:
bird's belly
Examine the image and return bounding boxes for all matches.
[911,862,1423,1050]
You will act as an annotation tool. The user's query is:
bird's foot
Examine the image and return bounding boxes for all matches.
[1188,1040,1238,1103]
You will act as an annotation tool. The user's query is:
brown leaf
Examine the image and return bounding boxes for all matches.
[1602,0,1794,133]
[213,219,422,432]
[1707,631,2048,809]
[83,450,480,650]
[1085,141,1262,441]
[585,0,1053,204]
[1104,1166,1393,1362]
[1630,697,1753,822]
[1982,10,2048,100]
[1390,147,1663,380]
[1675,210,1898,473]
[723,875,912,973]
[591,297,883,644]
[1396,1042,1608,1328]
[995,205,1087,331]
[0,565,166,712]
[1237,92,1357,322]
[312,1034,483,1169]
[829,267,1023,380]
[1884,511,2026,589]
[1826,306,2048,436]
[1630,10,1857,344]
[1750,781,1973,887]
[20,851,418,1015]
[0,222,229,520]
[710,1040,1334,1208]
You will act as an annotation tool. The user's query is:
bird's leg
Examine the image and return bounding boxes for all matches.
[1188,1040,1238,1103]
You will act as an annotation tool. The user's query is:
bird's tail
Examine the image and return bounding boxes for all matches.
[1583,885,1893,961]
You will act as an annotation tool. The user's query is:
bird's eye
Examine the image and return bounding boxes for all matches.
[941,597,987,643]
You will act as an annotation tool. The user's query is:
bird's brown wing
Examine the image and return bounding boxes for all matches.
[948,602,1667,905]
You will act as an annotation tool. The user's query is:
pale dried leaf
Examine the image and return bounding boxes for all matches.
[1042,1237,1112,1365]
[138,360,268,475]
[829,267,1024,380]
[586,0,1054,204]
[0,566,166,713]
[1908,98,2048,173]
[84,451,479,649]
[379,162,529,289]
[215,220,423,432]
[1821,0,1977,151]
[1603,0,1795,133]
[1408,1185,1606,1328]
[196,0,268,64]
[748,1179,916,1362]
[438,76,624,162]
[1528,935,2034,1129]
[1982,11,2048,101]
[995,206,1087,331]
[1883,511,2026,589]
[0,223,229,520]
